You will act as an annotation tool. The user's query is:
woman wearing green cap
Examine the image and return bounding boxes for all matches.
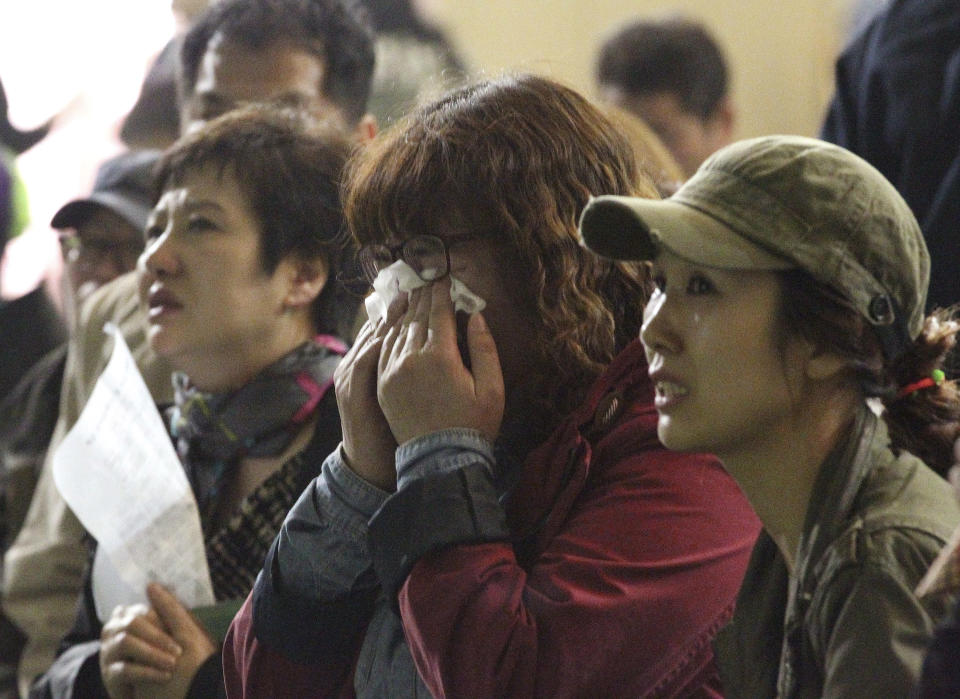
[579,135,960,697]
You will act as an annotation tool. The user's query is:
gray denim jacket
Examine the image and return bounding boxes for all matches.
[714,406,960,698]
[252,429,497,698]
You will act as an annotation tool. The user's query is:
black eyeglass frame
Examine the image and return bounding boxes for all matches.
[58,231,144,269]
[337,234,457,296]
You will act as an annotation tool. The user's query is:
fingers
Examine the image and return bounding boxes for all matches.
[102,656,174,686]
[102,633,178,677]
[147,584,202,642]
[336,315,391,400]
[426,278,457,349]
[147,584,217,665]
[467,312,505,439]
[340,318,377,364]
[403,283,432,348]
[101,604,181,678]
[378,290,411,372]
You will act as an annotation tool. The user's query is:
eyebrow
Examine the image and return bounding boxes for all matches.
[183,200,224,214]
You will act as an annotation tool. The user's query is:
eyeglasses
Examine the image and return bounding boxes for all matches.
[359,234,453,283]
[339,234,464,295]
[59,233,143,272]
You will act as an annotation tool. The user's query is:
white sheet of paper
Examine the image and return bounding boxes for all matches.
[52,325,214,621]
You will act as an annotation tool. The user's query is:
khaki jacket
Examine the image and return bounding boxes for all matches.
[2,271,173,696]
[714,405,960,698]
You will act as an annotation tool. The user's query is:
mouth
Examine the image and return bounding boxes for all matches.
[653,378,689,409]
[146,286,183,320]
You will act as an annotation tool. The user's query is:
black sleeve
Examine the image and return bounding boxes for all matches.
[916,597,960,698]
[186,650,226,699]
[250,537,378,665]
[368,462,510,600]
[28,560,107,698]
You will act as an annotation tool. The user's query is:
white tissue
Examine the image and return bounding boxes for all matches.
[364,259,486,324]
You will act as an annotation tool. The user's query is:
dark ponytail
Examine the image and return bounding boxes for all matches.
[779,269,960,476]
[884,312,960,475]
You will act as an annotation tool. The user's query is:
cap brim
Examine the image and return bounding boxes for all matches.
[579,194,794,270]
[50,200,95,230]
[50,192,151,232]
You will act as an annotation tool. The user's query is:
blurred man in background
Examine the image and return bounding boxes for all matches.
[0,149,154,698]
[596,15,735,178]
[821,0,960,312]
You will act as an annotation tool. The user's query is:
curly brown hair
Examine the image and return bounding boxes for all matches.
[779,268,960,476]
[343,74,656,436]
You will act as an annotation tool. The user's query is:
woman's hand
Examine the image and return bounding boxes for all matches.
[100,603,181,699]
[334,302,406,491]
[131,584,217,699]
[377,279,505,445]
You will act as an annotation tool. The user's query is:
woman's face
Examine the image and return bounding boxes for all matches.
[640,248,808,459]
[137,166,308,390]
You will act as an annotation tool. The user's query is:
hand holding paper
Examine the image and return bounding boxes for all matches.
[52,325,214,622]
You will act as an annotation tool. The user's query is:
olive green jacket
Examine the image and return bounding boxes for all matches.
[714,405,960,698]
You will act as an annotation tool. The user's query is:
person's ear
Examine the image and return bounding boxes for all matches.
[283,257,329,309]
[707,96,735,146]
[354,114,377,145]
[804,346,849,382]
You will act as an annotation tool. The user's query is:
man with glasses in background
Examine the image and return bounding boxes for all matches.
[0,150,154,696]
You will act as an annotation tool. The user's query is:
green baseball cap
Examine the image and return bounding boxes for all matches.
[578,135,930,359]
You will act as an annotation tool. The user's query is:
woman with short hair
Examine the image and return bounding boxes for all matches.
[32,106,357,699]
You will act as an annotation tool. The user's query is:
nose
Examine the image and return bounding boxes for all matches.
[640,289,681,357]
[88,253,125,286]
[139,226,180,279]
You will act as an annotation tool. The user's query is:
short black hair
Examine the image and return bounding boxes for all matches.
[179,0,375,124]
[596,16,728,121]
[156,105,359,337]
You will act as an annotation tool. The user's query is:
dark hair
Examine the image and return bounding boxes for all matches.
[353,0,452,45]
[179,0,375,124]
[344,74,655,435]
[156,105,359,338]
[596,16,728,121]
[778,269,960,476]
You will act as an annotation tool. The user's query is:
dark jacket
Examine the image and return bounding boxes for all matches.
[224,339,761,697]
[820,0,960,310]
[714,406,960,698]
[918,596,960,697]
[0,288,66,403]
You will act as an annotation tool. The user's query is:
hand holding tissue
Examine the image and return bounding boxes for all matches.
[364,260,485,324]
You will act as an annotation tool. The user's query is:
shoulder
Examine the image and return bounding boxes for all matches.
[77,270,142,330]
[810,456,959,622]
[855,451,960,549]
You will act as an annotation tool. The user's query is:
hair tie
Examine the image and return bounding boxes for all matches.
[895,369,946,399]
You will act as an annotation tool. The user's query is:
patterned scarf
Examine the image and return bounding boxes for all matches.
[168,335,345,524]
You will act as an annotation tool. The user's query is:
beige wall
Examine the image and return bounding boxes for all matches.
[430,0,851,140]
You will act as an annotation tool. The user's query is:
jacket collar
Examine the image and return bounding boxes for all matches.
[504,340,652,557]
[794,403,886,591]
[715,403,888,698]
